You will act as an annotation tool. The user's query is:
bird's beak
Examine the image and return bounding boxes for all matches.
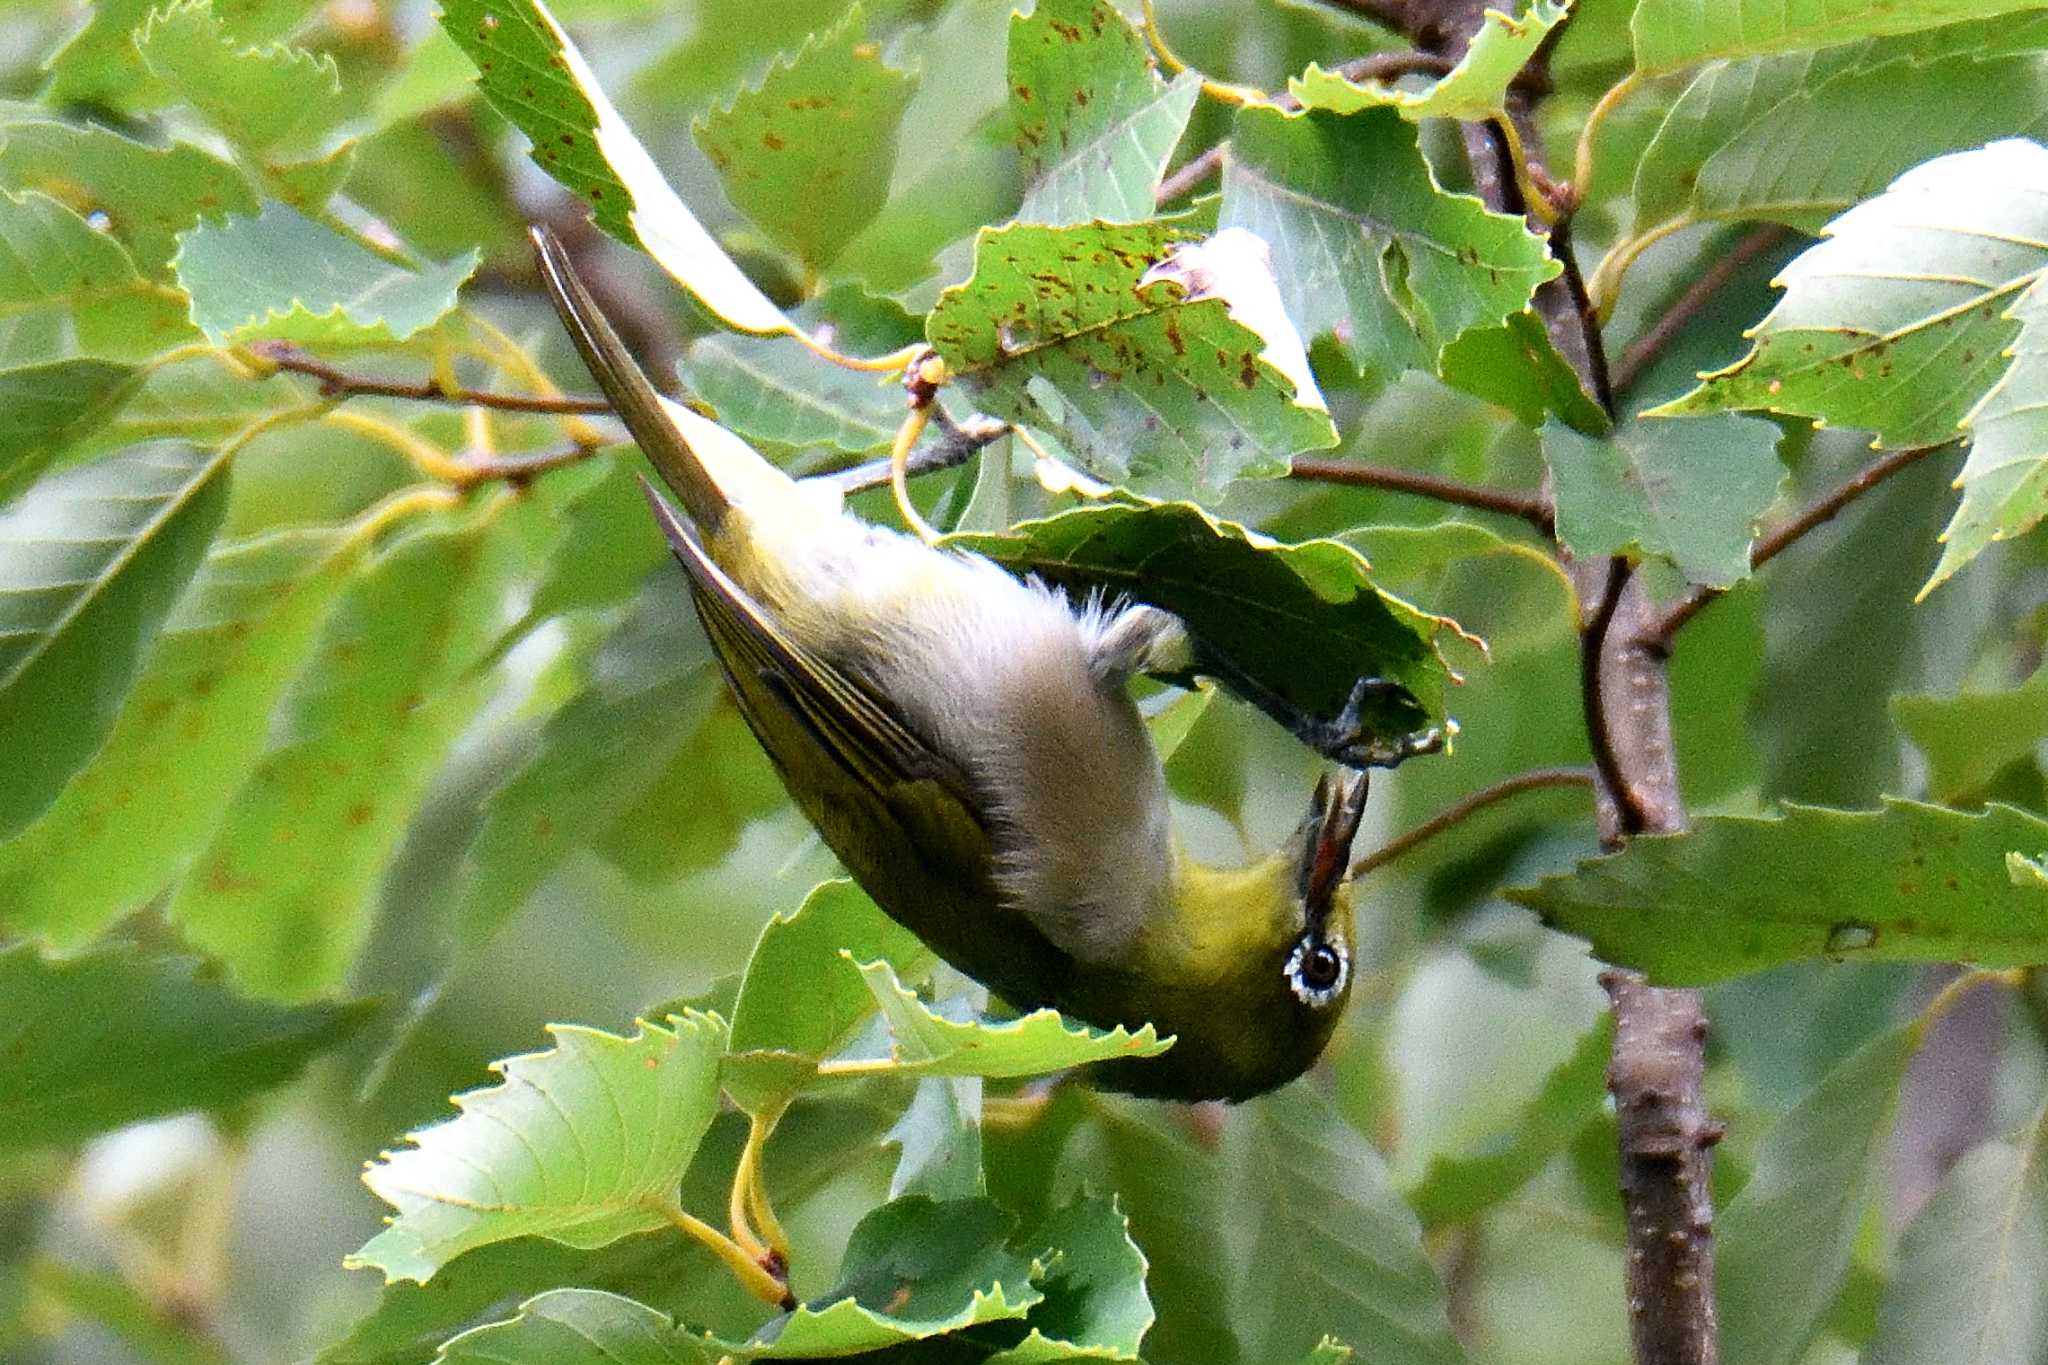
[1297,769,1369,920]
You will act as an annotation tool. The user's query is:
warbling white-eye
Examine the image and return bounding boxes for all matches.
[535,229,1372,1103]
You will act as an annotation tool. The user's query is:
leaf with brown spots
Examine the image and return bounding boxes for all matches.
[693,7,916,274]
[1507,798,2048,984]
[1007,0,1199,225]
[927,220,1337,497]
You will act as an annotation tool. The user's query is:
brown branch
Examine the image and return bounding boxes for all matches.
[821,414,1010,496]
[1642,442,1951,647]
[1288,456,1555,535]
[1349,766,1593,878]
[457,441,604,486]
[250,343,613,416]
[1610,226,1789,400]
[1157,145,1225,206]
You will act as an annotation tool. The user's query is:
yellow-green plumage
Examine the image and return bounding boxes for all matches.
[535,228,1364,1101]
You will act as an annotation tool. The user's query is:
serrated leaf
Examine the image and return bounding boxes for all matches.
[885,1076,984,1201]
[1653,139,2048,449]
[1892,665,2048,802]
[1634,34,2048,237]
[0,190,199,365]
[0,440,230,841]
[0,359,145,503]
[1221,106,1559,382]
[1629,0,2048,73]
[692,8,915,273]
[1221,1086,1464,1365]
[136,0,349,159]
[1404,1014,1613,1228]
[0,522,365,947]
[722,1197,1040,1358]
[1437,308,1609,433]
[439,0,796,336]
[175,202,477,346]
[436,1289,714,1363]
[1290,0,1568,121]
[1929,274,2048,590]
[848,958,1171,1080]
[350,1013,727,1284]
[947,498,1453,753]
[450,590,714,952]
[926,220,1337,496]
[169,505,538,1001]
[1718,1021,1923,1365]
[38,0,320,112]
[0,119,258,278]
[1865,1103,2048,1365]
[1008,0,1200,226]
[0,944,373,1151]
[1508,799,2048,984]
[1541,413,1784,587]
[987,1194,1152,1363]
[678,333,903,454]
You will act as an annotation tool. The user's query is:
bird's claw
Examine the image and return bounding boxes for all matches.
[1293,675,1454,770]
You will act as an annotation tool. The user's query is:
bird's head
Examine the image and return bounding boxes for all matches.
[1078,769,1370,1102]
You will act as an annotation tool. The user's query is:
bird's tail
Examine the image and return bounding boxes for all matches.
[532,226,797,536]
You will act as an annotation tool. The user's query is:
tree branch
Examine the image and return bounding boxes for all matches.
[819,414,1011,496]
[1288,456,1555,535]
[1610,225,1789,400]
[1349,766,1593,878]
[1641,442,1951,648]
[1156,145,1226,206]
[248,342,613,417]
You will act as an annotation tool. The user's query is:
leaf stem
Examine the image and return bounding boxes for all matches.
[1640,442,1952,648]
[1610,225,1789,399]
[1349,766,1594,878]
[1139,0,1272,106]
[645,1197,794,1311]
[1588,217,1691,321]
[1288,456,1556,536]
[732,1111,792,1264]
[1571,70,1641,206]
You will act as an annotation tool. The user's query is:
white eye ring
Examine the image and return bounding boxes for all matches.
[1284,936,1349,1008]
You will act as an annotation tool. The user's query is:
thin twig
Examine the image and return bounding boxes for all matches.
[1610,226,1790,399]
[1643,442,1950,647]
[248,341,613,416]
[1577,557,1646,834]
[1349,766,1594,878]
[820,414,1009,496]
[456,441,605,486]
[1156,145,1226,206]
[1289,456,1556,536]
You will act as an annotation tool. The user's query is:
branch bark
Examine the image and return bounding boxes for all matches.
[1288,456,1554,534]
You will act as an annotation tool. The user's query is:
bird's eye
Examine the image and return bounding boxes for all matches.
[1284,936,1349,1007]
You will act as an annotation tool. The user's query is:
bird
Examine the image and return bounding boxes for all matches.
[533,227,1371,1102]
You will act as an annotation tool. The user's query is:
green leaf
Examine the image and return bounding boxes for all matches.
[1008,0,1200,226]
[0,190,199,365]
[1221,105,1559,382]
[1629,0,2048,73]
[38,0,320,112]
[1508,799,2048,984]
[1892,665,2048,802]
[848,958,1171,1080]
[926,220,1337,497]
[439,0,797,336]
[1541,413,1784,587]
[0,439,230,841]
[1221,1086,1464,1365]
[0,521,365,947]
[136,0,349,159]
[988,1194,1152,1363]
[0,944,373,1152]
[1436,309,1609,434]
[678,333,903,454]
[1404,1014,1614,1228]
[436,1289,714,1363]
[885,1076,984,1201]
[948,498,1454,753]
[1652,139,2048,449]
[349,1013,727,1284]
[1718,1021,1923,1365]
[723,880,932,1113]
[169,506,535,1001]
[516,452,668,625]
[174,203,478,346]
[1929,275,2048,591]
[2015,851,2048,889]
[1290,0,1569,121]
[722,1197,1040,1358]
[0,119,258,278]
[1633,29,2048,237]
[0,360,145,503]
[692,8,915,274]
[1865,1104,2048,1365]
